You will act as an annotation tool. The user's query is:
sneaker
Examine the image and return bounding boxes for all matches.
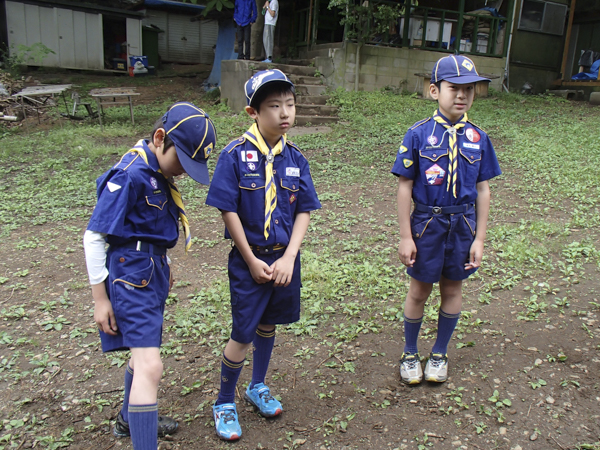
[112,412,178,438]
[263,58,272,63]
[213,403,242,440]
[399,352,423,384]
[244,383,282,417]
[424,353,449,382]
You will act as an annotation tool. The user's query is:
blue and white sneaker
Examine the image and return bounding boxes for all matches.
[212,403,241,440]
[263,58,272,63]
[244,383,282,417]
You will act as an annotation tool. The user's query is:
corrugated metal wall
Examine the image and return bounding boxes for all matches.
[143,9,217,64]
[6,1,104,70]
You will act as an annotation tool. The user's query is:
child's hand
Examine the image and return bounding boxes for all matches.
[398,238,417,267]
[249,257,274,284]
[270,254,295,287]
[264,1,270,7]
[94,297,118,335]
[169,268,174,291]
[465,239,484,270]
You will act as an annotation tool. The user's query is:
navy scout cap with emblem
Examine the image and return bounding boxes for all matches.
[245,69,295,106]
[161,101,216,185]
[431,55,490,85]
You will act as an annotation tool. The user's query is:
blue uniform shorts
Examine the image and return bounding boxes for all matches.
[407,209,478,284]
[228,247,301,344]
[100,246,170,352]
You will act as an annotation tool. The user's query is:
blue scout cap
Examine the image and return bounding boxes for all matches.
[244,69,295,106]
[162,102,216,185]
[431,55,490,85]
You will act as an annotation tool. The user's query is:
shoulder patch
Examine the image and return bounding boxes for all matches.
[409,117,432,131]
[467,120,487,135]
[226,136,246,154]
[403,159,413,168]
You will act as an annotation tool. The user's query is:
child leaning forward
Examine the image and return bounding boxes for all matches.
[83,102,216,449]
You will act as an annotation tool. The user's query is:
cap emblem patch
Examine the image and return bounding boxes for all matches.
[462,60,473,71]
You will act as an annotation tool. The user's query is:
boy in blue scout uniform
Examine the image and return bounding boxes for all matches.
[206,69,321,440]
[83,102,216,449]
[392,55,501,385]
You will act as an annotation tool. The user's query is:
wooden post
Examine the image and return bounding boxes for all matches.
[559,0,577,81]
[455,0,465,53]
[307,0,313,47]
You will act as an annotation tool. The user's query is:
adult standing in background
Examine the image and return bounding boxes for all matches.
[262,0,279,62]
[235,0,257,60]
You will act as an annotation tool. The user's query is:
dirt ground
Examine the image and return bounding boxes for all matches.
[1,70,599,450]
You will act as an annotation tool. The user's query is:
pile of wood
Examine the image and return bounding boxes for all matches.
[0,72,46,122]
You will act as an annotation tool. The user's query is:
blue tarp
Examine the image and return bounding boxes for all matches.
[572,59,600,81]
[206,20,238,88]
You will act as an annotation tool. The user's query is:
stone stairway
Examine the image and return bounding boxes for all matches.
[248,60,338,126]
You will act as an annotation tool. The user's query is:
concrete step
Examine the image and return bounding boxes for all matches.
[296,104,338,116]
[296,95,329,105]
[296,115,339,126]
[249,61,315,76]
[289,75,323,86]
[295,84,327,96]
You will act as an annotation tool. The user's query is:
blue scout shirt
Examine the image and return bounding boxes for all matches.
[206,136,321,247]
[391,112,501,206]
[87,140,179,248]
[234,0,257,27]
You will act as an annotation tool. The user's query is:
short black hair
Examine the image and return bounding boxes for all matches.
[152,116,175,154]
[250,81,296,112]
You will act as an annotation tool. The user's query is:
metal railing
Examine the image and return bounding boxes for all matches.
[291,0,513,58]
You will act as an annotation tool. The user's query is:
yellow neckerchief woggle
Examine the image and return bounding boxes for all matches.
[432,111,468,198]
[243,123,286,239]
[125,141,192,252]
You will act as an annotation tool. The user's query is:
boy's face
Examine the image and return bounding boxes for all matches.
[157,144,185,179]
[246,91,296,145]
[430,80,475,123]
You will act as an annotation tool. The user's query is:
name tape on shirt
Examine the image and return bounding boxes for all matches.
[241,150,258,162]
[286,167,300,177]
[463,143,480,150]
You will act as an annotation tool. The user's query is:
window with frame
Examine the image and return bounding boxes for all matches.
[518,0,567,36]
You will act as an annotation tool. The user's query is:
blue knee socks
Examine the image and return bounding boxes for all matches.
[250,327,276,389]
[120,363,134,422]
[431,309,461,355]
[215,353,244,405]
[403,314,423,354]
[128,403,158,450]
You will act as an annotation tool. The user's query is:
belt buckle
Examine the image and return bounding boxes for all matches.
[432,206,442,215]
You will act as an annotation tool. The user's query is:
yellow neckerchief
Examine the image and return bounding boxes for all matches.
[432,111,468,198]
[243,123,286,240]
[126,141,191,252]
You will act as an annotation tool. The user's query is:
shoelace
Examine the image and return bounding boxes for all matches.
[403,356,419,369]
[429,355,446,368]
[258,388,275,403]
[220,409,237,424]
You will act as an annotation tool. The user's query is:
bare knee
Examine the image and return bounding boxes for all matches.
[407,279,433,304]
[135,357,163,385]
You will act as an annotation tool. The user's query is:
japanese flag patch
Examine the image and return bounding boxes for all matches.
[425,164,445,185]
[466,128,480,143]
[241,150,258,162]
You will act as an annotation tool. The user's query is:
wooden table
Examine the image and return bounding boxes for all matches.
[12,84,72,123]
[414,73,500,99]
[89,88,140,129]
